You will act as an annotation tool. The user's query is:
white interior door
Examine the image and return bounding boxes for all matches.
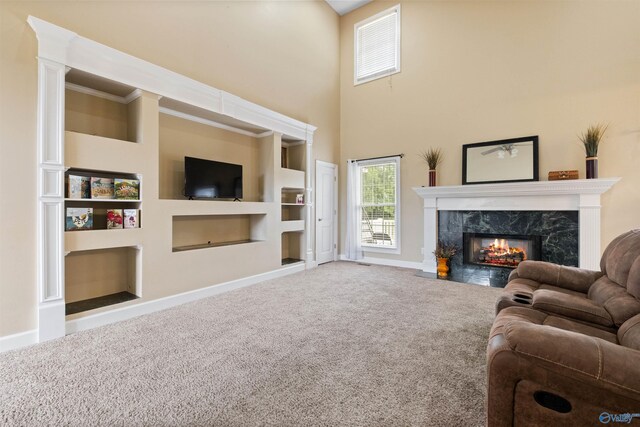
[316,161,337,265]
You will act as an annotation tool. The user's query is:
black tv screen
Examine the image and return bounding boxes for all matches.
[184,156,243,199]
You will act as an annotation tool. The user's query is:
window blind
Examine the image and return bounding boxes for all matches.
[355,5,400,85]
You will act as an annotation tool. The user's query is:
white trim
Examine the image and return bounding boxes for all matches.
[0,329,38,353]
[315,160,338,264]
[412,178,620,200]
[123,89,143,104]
[27,16,314,142]
[358,156,401,254]
[354,4,401,86]
[36,58,66,342]
[339,254,421,270]
[159,107,261,138]
[413,178,620,273]
[66,264,305,334]
[0,264,306,352]
[65,82,127,104]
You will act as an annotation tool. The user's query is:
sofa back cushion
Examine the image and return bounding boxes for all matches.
[590,277,640,327]
[619,314,640,351]
[600,229,640,297]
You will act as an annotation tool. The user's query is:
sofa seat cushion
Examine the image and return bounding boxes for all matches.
[537,284,588,298]
[543,315,618,344]
[490,306,618,343]
[532,289,614,327]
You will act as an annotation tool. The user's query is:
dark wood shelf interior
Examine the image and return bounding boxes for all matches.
[282,257,303,266]
[66,291,138,315]
[172,239,258,252]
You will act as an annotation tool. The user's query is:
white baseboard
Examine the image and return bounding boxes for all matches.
[66,263,306,334]
[0,264,307,353]
[338,254,423,270]
[0,329,38,352]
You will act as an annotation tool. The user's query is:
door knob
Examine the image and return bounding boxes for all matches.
[318,218,323,221]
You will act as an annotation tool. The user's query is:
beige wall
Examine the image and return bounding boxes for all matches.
[340,1,640,263]
[0,1,339,337]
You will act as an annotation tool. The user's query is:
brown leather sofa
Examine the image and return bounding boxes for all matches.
[487,229,640,425]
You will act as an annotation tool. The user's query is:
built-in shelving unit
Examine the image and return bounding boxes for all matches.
[29,16,317,341]
[62,72,147,315]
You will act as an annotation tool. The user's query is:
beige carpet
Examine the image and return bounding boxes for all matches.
[0,262,501,426]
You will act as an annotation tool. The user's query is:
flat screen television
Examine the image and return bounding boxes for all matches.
[184,156,243,200]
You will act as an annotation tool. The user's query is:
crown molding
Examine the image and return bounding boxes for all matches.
[28,16,316,141]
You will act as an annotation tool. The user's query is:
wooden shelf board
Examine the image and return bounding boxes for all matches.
[66,291,138,315]
[65,198,141,203]
[172,239,261,252]
[65,228,143,252]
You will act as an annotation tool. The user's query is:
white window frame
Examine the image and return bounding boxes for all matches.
[354,4,401,86]
[357,156,401,254]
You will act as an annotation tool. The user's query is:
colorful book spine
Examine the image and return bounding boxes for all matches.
[114,178,140,200]
[106,209,124,229]
[123,209,139,229]
[91,177,115,199]
[65,208,93,231]
[67,175,91,199]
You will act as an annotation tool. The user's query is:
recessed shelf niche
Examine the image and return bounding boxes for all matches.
[282,231,304,265]
[65,246,140,315]
[65,69,141,143]
[172,214,267,252]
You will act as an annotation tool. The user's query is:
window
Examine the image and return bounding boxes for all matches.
[354,5,401,85]
[358,157,400,252]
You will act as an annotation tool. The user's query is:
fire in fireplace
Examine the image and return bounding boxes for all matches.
[463,232,542,268]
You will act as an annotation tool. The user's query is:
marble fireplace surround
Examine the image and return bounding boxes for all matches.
[413,178,620,275]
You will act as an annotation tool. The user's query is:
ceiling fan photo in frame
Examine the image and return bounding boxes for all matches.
[462,136,539,185]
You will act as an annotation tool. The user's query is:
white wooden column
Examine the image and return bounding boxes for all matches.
[305,129,315,268]
[36,58,67,341]
[422,197,438,273]
[578,193,602,270]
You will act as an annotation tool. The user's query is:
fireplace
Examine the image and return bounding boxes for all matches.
[463,232,542,269]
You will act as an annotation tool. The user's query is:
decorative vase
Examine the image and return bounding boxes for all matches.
[586,157,598,179]
[437,257,449,278]
[428,170,437,187]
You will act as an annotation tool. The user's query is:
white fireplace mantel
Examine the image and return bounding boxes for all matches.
[412,178,620,273]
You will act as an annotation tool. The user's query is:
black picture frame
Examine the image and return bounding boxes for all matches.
[462,135,539,185]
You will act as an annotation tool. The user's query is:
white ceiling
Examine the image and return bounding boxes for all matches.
[325,0,372,16]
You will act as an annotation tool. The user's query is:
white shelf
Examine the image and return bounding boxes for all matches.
[160,199,273,216]
[65,198,141,203]
[281,220,305,233]
[65,228,143,252]
[282,203,305,206]
[65,131,144,173]
[280,168,305,190]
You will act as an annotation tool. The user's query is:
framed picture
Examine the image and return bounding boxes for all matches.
[462,136,539,185]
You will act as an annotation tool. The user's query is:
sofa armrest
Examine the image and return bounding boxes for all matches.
[532,289,613,327]
[490,314,640,397]
[513,260,602,293]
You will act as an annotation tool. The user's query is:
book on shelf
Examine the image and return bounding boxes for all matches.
[66,175,90,199]
[106,209,124,229]
[65,207,93,231]
[123,209,139,229]
[115,178,140,200]
[91,177,114,199]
